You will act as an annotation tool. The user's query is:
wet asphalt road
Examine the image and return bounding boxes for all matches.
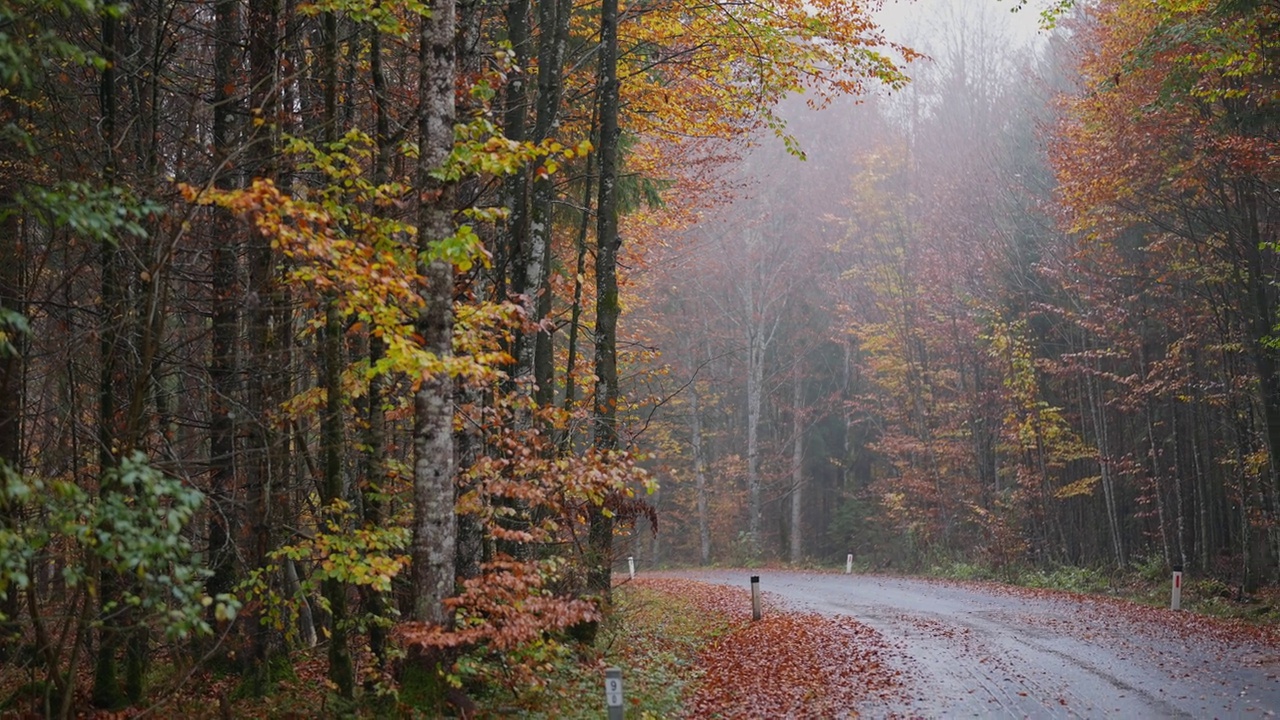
[657,569,1280,718]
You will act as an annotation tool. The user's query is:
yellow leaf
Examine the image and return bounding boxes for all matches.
[1055,476,1101,499]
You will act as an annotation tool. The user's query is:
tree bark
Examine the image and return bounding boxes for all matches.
[317,11,354,698]
[528,0,574,407]
[360,21,391,673]
[789,363,803,564]
[92,7,130,706]
[587,0,621,603]
[243,0,282,689]
[500,0,530,315]
[321,300,353,696]
[559,118,597,440]
[691,383,710,566]
[1086,352,1125,568]
[745,309,764,554]
[206,0,240,615]
[410,0,458,630]
[0,102,25,661]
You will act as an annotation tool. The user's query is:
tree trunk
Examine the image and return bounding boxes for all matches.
[0,110,25,661]
[587,0,621,604]
[789,363,803,564]
[745,321,764,554]
[1145,400,1171,566]
[410,0,458,630]
[559,120,596,439]
[500,0,530,317]
[321,300,353,696]
[93,7,130,706]
[316,11,354,698]
[360,22,391,673]
[243,0,282,689]
[1086,350,1124,567]
[206,0,240,616]
[528,0,574,407]
[1171,402,1188,569]
[1241,189,1280,512]
[691,383,710,566]
[406,3,458,708]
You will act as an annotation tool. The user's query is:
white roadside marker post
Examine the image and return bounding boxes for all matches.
[1171,565,1183,611]
[605,667,624,720]
[750,575,762,621]
[846,553,853,574]
[628,555,635,580]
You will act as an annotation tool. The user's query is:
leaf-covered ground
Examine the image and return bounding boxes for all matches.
[5,574,899,718]
[628,577,905,718]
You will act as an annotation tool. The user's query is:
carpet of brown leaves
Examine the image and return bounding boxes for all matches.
[631,578,905,718]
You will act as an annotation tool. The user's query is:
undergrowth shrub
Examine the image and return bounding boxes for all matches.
[929,561,991,581]
[1133,554,1168,583]
[1022,565,1110,594]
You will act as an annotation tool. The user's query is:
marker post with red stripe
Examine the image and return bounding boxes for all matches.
[1171,564,1183,611]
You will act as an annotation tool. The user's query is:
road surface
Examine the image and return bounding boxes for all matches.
[659,569,1280,718]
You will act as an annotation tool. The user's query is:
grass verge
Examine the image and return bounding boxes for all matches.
[923,558,1280,625]
[469,579,740,718]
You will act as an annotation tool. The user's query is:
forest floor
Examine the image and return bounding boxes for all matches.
[595,577,907,718]
[0,576,902,718]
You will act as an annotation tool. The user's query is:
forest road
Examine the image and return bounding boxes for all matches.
[656,569,1280,718]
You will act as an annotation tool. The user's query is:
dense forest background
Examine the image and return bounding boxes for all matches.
[634,0,1280,587]
[0,0,1277,714]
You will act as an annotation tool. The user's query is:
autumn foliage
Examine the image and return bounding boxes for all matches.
[626,0,1280,603]
[8,0,1280,712]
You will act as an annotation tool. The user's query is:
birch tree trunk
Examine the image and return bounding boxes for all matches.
[745,301,764,553]
[1086,351,1125,567]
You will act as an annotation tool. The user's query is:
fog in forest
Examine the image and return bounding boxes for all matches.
[626,0,1276,583]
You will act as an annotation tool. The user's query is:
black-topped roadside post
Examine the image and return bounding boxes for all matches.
[750,575,761,621]
[1171,564,1183,610]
